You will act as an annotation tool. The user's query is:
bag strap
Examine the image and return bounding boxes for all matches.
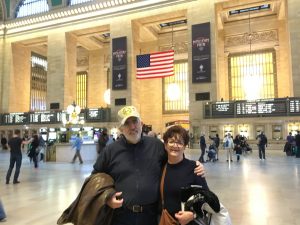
[160,164,167,207]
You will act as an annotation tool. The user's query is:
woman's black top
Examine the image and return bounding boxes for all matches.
[163,158,209,218]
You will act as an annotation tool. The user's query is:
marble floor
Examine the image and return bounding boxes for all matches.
[0,148,299,225]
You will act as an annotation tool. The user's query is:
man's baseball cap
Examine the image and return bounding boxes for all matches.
[118,106,140,125]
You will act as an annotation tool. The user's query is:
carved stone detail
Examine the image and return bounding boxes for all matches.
[77,56,89,67]
[225,30,278,47]
[160,41,188,54]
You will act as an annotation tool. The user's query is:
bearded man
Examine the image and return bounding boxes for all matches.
[92,106,205,225]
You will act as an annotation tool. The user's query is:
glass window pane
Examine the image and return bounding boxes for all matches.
[228,50,277,101]
[76,71,87,109]
[163,61,188,112]
[16,0,49,18]
[30,53,47,111]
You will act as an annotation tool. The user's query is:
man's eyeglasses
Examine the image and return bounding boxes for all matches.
[167,141,184,147]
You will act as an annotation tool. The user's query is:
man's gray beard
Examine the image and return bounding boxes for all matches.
[124,134,141,144]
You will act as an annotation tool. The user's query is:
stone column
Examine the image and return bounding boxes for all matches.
[47,32,77,110]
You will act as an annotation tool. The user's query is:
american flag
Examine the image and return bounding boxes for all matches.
[136,50,174,79]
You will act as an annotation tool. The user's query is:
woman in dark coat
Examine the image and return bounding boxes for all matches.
[28,135,39,168]
[233,134,242,161]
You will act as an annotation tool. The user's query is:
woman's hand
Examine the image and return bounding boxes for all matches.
[194,161,205,177]
[175,211,194,225]
[106,192,123,209]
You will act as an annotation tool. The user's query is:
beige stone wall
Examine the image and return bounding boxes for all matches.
[288,0,300,97]
[187,0,216,137]
[10,42,31,112]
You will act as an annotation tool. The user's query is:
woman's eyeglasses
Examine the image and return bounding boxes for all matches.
[167,141,184,147]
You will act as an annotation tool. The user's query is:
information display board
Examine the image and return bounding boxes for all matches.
[289,98,300,113]
[1,113,29,125]
[212,102,234,117]
[85,109,104,122]
[29,112,57,123]
[236,100,287,116]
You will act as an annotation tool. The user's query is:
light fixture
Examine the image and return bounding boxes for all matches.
[66,102,83,124]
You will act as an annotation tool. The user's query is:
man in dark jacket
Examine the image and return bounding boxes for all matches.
[295,131,300,158]
[199,134,206,163]
[98,128,109,154]
[256,131,268,160]
[92,106,205,225]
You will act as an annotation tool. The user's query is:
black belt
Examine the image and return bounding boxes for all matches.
[125,203,157,213]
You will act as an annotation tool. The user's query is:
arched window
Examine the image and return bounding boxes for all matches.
[16,0,49,18]
[68,0,93,6]
[163,61,189,112]
[228,49,277,101]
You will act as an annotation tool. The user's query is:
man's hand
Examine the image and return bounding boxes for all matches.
[195,161,205,177]
[175,211,194,225]
[106,192,123,209]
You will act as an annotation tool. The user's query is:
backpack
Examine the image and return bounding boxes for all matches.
[225,140,229,148]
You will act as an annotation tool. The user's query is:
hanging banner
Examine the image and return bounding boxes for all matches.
[192,22,211,83]
[112,36,127,90]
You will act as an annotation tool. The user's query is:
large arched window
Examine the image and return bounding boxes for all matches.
[163,61,189,113]
[228,49,277,101]
[16,0,49,18]
[30,53,47,111]
[68,0,93,6]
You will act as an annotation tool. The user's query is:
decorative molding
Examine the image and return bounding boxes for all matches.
[225,30,278,47]
[160,41,188,54]
[77,56,89,66]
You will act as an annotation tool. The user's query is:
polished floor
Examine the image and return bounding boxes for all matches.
[0,148,300,225]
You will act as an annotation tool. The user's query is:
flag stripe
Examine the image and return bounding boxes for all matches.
[136,50,174,79]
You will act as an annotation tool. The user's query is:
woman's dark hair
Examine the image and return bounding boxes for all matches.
[163,125,189,146]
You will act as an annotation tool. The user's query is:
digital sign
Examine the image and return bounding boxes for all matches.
[212,102,234,117]
[236,100,287,116]
[29,112,57,123]
[85,109,104,122]
[289,98,300,113]
[1,113,29,125]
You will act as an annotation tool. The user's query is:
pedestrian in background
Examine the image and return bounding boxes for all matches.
[199,133,206,163]
[256,131,268,160]
[98,128,109,155]
[71,134,83,164]
[6,129,26,184]
[223,133,234,162]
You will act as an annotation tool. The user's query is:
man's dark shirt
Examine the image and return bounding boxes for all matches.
[8,137,23,155]
[93,135,167,206]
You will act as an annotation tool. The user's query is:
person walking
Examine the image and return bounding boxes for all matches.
[223,133,234,162]
[199,134,206,163]
[256,131,268,160]
[92,105,205,225]
[98,128,109,155]
[71,134,83,164]
[209,133,220,161]
[38,134,46,161]
[6,129,25,184]
[27,134,40,168]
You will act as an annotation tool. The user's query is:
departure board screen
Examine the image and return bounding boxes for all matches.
[212,102,234,117]
[1,113,29,125]
[29,112,57,123]
[85,109,104,121]
[236,100,287,116]
[289,98,300,113]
